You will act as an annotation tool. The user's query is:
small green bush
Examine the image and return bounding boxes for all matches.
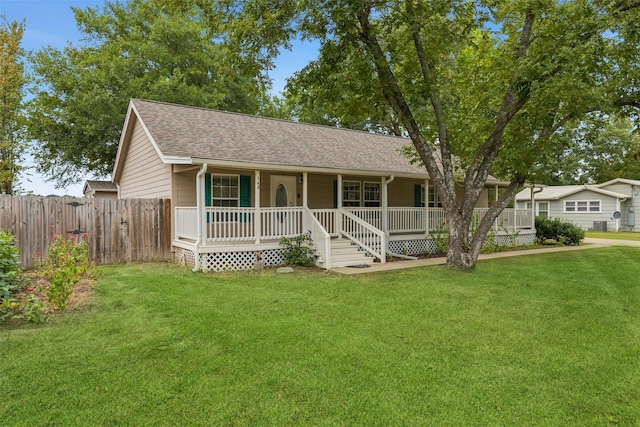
[535,217,585,245]
[41,233,90,311]
[0,230,21,323]
[279,232,317,267]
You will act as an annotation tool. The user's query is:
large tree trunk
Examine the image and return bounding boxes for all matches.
[446,225,475,270]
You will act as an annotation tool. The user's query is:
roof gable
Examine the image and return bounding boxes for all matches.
[517,185,628,201]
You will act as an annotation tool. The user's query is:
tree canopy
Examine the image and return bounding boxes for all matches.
[27,0,276,186]
[215,0,639,269]
[0,17,27,195]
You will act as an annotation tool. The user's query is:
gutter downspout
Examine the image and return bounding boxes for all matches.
[615,197,627,232]
[382,175,395,257]
[192,163,208,272]
[531,185,544,230]
[382,175,395,236]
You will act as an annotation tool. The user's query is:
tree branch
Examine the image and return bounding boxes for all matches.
[465,12,535,206]
[405,0,455,195]
[354,3,446,193]
[617,0,640,12]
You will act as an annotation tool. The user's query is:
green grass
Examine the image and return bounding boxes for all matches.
[2,248,640,426]
[586,230,640,241]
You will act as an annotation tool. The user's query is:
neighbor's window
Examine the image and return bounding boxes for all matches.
[343,181,361,207]
[564,200,600,213]
[538,202,549,218]
[364,182,381,207]
[212,175,239,207]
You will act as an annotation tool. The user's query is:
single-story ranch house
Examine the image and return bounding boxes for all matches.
[112,99,535,271]
[516,178,640,232]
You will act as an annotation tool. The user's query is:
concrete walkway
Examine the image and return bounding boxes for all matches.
[332,237,638,275]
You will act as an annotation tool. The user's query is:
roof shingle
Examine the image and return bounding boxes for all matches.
[131,99,429,176]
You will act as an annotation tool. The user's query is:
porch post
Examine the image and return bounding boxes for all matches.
[381,176,388,235]
[302,172,308,207]
[337,174,343,237]
[302,172,308,233]
[513,196,518,233]
[193,163,208,272]
[254,170,261,245]
[424,179,429,235]
[530,185,536,229]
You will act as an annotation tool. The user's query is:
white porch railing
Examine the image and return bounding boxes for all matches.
[311,209,338,236]
[388,208,427,233]
[206,207,256,242]
[174,206,534,243]
[175,207,199,240]
[304,207,331,269]
[340,209,386,263]
[344,207,382,229]
[260,207,304,240]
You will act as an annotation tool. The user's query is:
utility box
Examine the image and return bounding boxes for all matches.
[593,221,607,232]
[628,207,635,227]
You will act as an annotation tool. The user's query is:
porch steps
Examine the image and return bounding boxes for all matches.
[323,239,374,269]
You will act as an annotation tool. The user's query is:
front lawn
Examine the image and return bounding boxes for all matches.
[586,230,640,241]
[2,248,640,425]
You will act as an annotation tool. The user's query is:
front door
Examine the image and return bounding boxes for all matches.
[270,175,297,207]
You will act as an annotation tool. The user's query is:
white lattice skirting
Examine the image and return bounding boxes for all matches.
[175,232,536,272]
[175,247,285,272]
[389,232,536,256]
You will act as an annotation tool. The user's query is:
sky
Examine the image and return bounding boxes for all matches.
[1,0,318,196]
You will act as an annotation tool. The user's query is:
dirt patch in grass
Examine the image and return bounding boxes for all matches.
[17,273,95,315]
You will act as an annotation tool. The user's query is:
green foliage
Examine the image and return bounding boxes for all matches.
[14,290,47,324]
[0,230,20,323]
[228,0,639,269]
[428,221,449,255]
[0,18,28,195]
[535,217,585,246]
[26,0,278,186]
[279,232,317,267]
[41,233,90,311]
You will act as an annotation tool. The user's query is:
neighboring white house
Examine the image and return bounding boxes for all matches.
[516,178,640,232]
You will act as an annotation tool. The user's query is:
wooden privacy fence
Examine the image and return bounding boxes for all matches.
[0,195,172,269]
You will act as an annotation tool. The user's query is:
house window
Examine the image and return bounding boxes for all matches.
[212,174,239,207]
[564,200,600,213]
[343,181,361,207]
[428,185,442,208]
[538,202,549,218]
[364,182,381,207]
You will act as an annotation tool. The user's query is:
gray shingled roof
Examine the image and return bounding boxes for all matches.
[516,185,628,201]
[85,180,117,191]
[131,99,429,176]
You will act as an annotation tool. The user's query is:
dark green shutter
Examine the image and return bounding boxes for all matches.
[205,173,212,223]
[240,175,251,207]
[333,180,338,208]
[240,175,251,222]
[414,184,422,207]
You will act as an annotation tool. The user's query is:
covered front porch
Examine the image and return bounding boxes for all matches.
[173,168,534,271]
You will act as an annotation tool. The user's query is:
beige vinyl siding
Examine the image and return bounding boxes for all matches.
[307,174,336,209]
[119,119,171,198]
[173,169,197,207]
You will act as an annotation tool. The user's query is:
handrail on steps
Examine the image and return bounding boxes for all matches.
[303,207,332,270]
[340,209,386,264]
